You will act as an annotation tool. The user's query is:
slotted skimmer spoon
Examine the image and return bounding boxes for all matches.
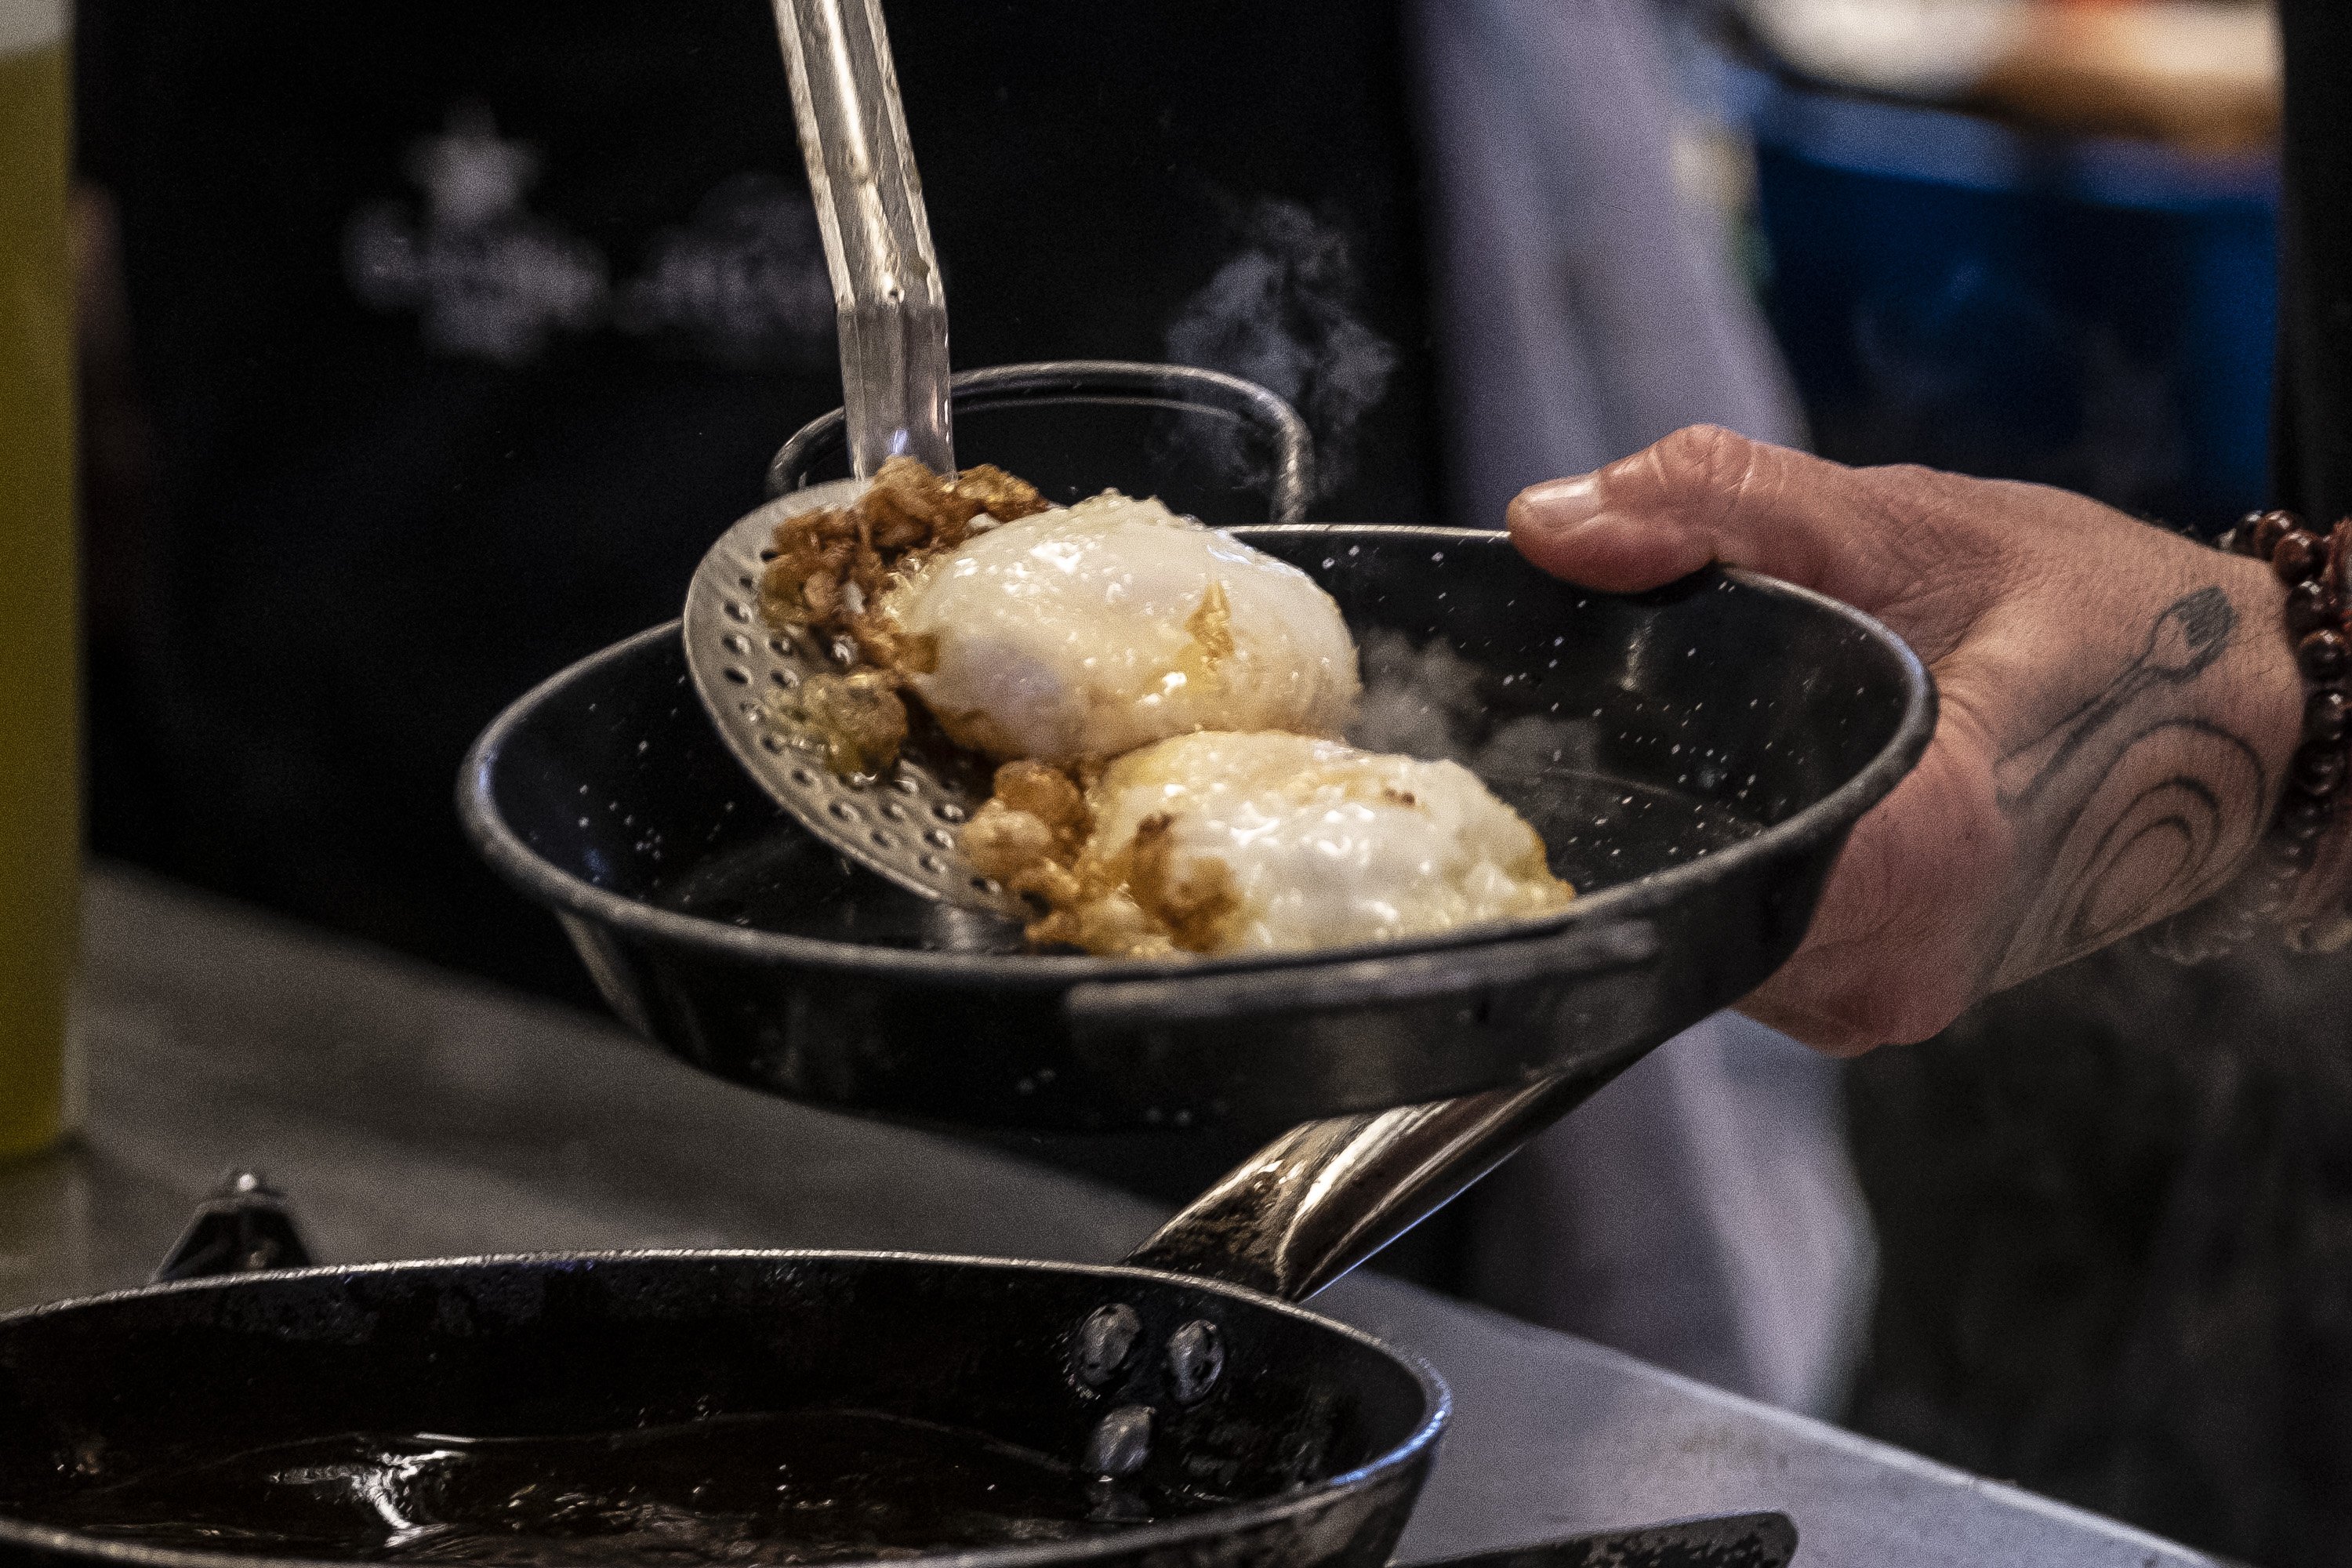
[684,2,1322,919]
[682,0,1027,916]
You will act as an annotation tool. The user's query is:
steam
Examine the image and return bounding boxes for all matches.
[1348,627,1599,783]
[1164,199,1399,502]
[1350,627,1484,762]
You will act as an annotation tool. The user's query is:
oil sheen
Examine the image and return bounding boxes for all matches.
[33,1410,1218,1564]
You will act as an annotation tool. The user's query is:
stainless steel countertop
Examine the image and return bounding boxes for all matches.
[0,866,2219,1568]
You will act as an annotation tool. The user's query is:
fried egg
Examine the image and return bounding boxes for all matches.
[877,493,1359,767]
[967,731,1573,956]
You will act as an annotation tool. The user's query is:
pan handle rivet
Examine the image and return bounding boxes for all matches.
[1074,1304,1143,1388]
[1165,1319,1225,1404]
[1083,1405,1153,1479]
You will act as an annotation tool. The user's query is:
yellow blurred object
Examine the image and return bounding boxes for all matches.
[1976,2,2281,153]
[0,0,80,1161]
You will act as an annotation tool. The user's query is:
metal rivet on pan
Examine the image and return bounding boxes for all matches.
[723,633,750,654]
[1083,1405,1152,1479]
[1073,1303,1142,1388]
[924,826,954,848]
[1165,1319,1225,1404]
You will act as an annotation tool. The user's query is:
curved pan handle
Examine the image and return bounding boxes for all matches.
[1120,919,1664,1302]
[1067,918,1659,1036]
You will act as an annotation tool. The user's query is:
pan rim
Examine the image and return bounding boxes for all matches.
[456,527,1936,987]
[0,1248,1450,1568]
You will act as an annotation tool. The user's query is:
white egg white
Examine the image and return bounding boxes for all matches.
[878,493,1359,765]
[1083,731,1572,953]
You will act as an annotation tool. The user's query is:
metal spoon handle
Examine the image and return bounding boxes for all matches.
[771,0,953,477]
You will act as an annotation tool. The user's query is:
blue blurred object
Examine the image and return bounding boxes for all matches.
[1744,71,2280,535]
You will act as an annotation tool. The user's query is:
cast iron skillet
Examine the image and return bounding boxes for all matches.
[460,528,1933,1134]
[0,1181,1798,1568]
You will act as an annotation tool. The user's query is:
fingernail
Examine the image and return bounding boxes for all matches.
[1510,474,1602,533]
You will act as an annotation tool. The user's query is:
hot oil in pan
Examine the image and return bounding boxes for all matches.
[652,774,1759,953]
[38,1410,1219,1563]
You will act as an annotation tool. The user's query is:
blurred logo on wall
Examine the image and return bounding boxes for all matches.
[346,107,833,370]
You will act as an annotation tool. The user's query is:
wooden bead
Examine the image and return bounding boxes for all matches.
[2295,739,2347,793]
[2282,789,2336,840]
[2255,510,2298,557]
[2275,529,2327,583]
[2267,833,2318,870]
[2308,688,2351,747]
[2249,878,2295,917]
[2300,628,2352,683]
[2288,579,2339,638]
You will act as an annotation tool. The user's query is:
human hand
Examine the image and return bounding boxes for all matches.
[1509,426,2306,1054]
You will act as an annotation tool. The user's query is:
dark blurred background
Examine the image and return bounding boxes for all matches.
[71,1,2352,1563]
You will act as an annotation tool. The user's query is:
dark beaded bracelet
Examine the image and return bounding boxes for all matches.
[2147,508,2352,962]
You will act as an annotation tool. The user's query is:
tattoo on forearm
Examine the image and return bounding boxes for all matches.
[1990,586,2268,983]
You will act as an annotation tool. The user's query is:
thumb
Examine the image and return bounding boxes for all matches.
[1507,426,1917,612]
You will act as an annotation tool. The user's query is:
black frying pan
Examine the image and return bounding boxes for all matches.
[460,529,1933,1134]
[0,1178,1797,1568]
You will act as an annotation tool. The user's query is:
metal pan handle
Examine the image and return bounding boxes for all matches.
[1066,918,1657,1036]
[1120,920,1664,1303]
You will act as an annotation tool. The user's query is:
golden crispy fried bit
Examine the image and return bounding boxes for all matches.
[983,782,1242,959]
[1126,813,1240,953]
[993,761,1087,843]
[760,459,1047,665]
[1184,580,1235,662]
[775,670,909,777]
[963,799,1059,884]
[951,463,1050,526]
[1069,891,1174,960]
[964,762,1089,884]
[758,507,855,628]
[752,459,1057,779]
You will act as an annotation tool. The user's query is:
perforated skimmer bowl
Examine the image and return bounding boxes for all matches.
[681,477,1030,921]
